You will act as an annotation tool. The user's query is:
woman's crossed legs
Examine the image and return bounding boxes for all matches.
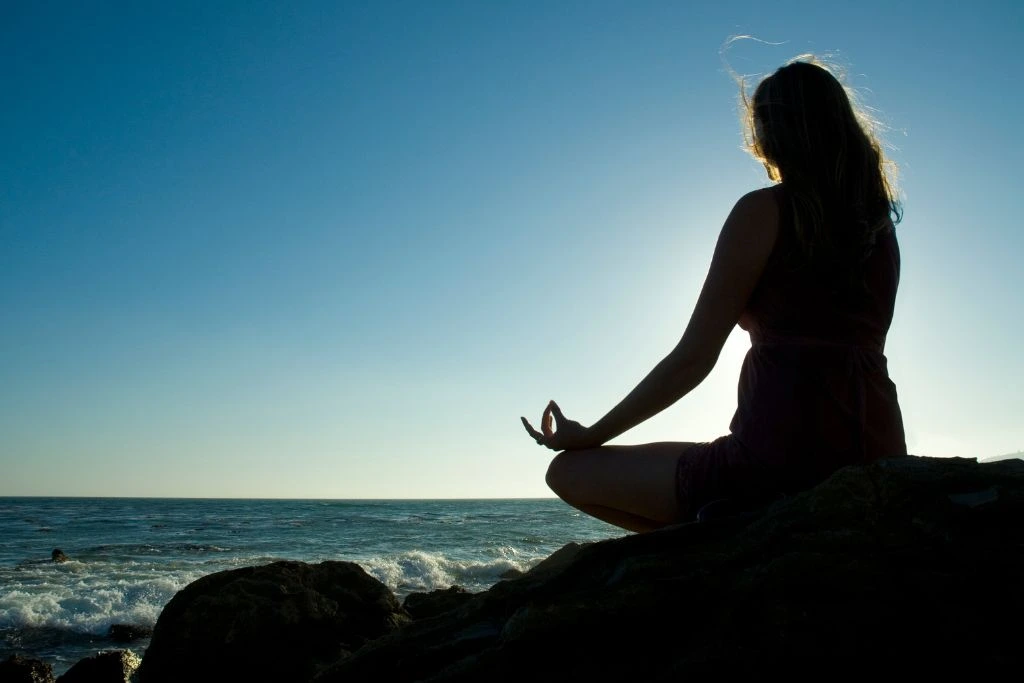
[545,442,696,533]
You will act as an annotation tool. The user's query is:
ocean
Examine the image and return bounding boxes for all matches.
[0,497,621,675]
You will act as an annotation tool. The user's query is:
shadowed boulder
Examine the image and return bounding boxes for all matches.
[0,655,54,683]
[136,561,408,683]
[402,586,474,620]
[55,650,139,683]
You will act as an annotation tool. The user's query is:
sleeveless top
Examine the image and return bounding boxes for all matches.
[730,186,907,491]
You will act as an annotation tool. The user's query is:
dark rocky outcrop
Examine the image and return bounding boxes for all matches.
[133,456,1024,681]
[50,550,68,564]
[135,560,408,683]
[0,655,54,683]
[313,456,1024,681]
[55,651,139,683]
[402,586,474,620]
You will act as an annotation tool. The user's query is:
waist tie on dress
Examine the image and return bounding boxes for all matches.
[749,333,884,355]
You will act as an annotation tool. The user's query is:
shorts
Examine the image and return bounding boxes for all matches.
[675,435,782,521]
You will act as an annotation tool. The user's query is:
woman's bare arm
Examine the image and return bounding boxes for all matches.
[583,187,780,445]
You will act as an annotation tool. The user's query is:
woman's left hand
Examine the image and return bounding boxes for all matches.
[521,401,596,451]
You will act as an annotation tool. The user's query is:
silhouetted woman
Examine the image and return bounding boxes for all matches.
[522,58,906,532]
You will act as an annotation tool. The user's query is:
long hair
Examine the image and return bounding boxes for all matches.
[741,58,901,288]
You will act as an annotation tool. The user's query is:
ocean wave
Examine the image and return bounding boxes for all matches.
[356,549,544,596]
[84,543,231,555]
[0,565,199,634]
[0,591,165,635]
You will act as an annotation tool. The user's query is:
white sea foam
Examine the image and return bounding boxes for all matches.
[0,548,547,633]
[356,549,542,596]
[0,561,203,634]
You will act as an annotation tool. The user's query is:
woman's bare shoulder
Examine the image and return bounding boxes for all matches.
[725,186,781,238]
[737,185,782,213]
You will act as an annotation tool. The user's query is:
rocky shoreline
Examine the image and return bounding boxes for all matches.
[3,455,1022,682]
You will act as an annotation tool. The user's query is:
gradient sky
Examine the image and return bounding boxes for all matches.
[2,1,1021,498]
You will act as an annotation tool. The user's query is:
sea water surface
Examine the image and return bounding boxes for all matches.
[0,497,621,675]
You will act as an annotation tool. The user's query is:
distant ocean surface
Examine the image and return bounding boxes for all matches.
[0,497,621,675]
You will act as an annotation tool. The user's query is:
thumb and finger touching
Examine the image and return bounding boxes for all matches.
[522,401,568,445]
[543,400,565,437]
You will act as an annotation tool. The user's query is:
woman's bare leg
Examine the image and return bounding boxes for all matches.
[545,442,697,533]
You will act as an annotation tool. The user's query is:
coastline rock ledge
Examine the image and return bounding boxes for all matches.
[135,455,1023,682]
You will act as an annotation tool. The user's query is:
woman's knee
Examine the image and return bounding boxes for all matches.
[545,452,566,496]
[545,451,578,499]
[546,449,603,501]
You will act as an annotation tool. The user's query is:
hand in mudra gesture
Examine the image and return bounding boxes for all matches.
[521,400,595,451]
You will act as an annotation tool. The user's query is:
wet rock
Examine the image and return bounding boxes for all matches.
[0,655,54,683]
[136,560,409,683]
[56,650,139,683]
[50,549,68,564]
[402,586,474,620]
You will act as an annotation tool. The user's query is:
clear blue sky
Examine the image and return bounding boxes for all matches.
[2,1,1021,498]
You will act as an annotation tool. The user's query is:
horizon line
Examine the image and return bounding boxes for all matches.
[0,494,562,502]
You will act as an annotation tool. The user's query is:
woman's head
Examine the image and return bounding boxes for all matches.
[741,57,901,275]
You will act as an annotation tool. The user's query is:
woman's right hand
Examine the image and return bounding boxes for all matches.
[521,400,597,451]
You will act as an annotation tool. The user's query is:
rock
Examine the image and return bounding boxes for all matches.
[311,456,1024,681]
[55,651,139,683]
[521,541,586,577]
[0,655,54,683]
[107,624,153,643]
[136,560,408,683]
[498,544,588,582]
[50,549,68,563]
[402,586,474,620]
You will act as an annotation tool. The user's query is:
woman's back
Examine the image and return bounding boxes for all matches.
[732,185,906,491]
[741,184,900,351]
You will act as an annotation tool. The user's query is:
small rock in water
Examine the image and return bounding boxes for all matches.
[51,549,69,563]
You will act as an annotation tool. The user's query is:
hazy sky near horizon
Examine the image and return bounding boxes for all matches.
[2,1,1022,498]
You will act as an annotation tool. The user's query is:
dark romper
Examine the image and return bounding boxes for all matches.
[676,190,907,519]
